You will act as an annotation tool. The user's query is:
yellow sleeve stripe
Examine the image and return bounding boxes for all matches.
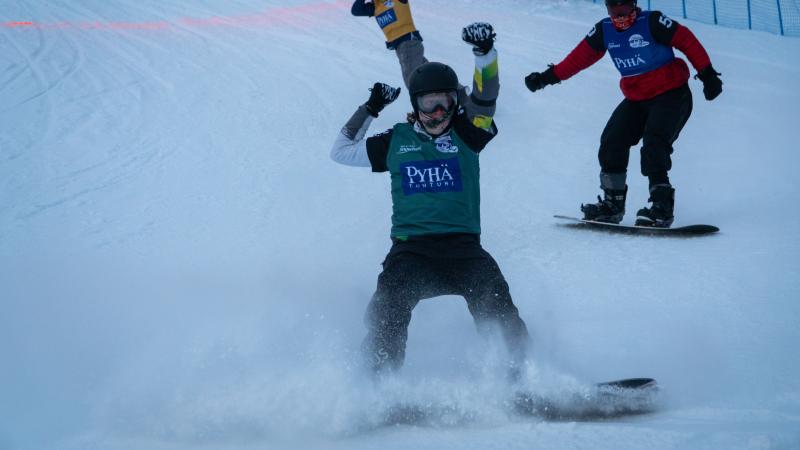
[472,115,494,130]
[473,57,499,93]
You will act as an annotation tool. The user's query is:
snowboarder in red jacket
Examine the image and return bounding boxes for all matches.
[525,0,723,227]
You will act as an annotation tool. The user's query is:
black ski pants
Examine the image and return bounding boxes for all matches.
[362,238,529,374]
[598,84,693,187]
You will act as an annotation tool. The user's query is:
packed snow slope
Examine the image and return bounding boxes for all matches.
[1,1,799,449]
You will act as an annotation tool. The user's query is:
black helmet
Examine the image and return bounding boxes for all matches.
[408,62,459,109]
[605,0,636,5]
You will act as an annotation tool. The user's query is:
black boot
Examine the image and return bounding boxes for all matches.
[635,185,675,227]
[581,186,627,223]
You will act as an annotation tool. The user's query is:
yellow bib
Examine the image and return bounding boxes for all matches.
[373,1,417,43]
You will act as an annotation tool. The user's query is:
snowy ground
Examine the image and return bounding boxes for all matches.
[1,1,799,449]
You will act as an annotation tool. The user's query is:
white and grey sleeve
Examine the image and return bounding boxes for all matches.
[330,105,373,167]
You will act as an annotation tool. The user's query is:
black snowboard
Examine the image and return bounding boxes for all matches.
[513,377,660,421]
[374,378,660,427]
[555,215,719,236]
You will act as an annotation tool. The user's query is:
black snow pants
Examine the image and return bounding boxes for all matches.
[362,234,529,374]
[598,84,693,187]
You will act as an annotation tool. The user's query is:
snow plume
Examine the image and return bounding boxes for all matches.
[80,328,598,448]
[9,257,587,448]
[63,270,536,444]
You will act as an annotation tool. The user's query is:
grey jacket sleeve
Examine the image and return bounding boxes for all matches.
[330,105,373,167]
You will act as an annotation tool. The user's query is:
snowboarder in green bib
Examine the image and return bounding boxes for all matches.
[331,24,529,380]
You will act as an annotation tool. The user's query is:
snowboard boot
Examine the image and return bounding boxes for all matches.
[635,185,675,228]
[581,186,627,224]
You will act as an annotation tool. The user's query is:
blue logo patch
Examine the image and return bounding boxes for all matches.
[400,157,462,195]
[434,135,459,153]
[376,9,398,29]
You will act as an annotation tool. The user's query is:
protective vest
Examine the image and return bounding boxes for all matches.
[602,11,675,77]
[373,1,418,45]
[386,123,481,237]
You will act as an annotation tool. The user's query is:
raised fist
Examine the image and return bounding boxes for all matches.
[365,82,401,117]
[462,22,495,55]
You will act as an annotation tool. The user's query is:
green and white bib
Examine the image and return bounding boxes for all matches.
[386,123,481,237]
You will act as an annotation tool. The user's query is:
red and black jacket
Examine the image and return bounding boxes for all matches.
[553,10,711,101]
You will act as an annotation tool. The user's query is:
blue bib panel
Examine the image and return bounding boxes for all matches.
[376,9,397,29]
[602,11,675,77]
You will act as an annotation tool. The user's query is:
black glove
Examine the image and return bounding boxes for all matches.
[695,64,722,101]
[524,65,560,93]
[462,22,495,56]
[364,82,401,117]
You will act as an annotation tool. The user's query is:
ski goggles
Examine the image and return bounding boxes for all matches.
[416,91,458,114]
[608,4,637,29]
